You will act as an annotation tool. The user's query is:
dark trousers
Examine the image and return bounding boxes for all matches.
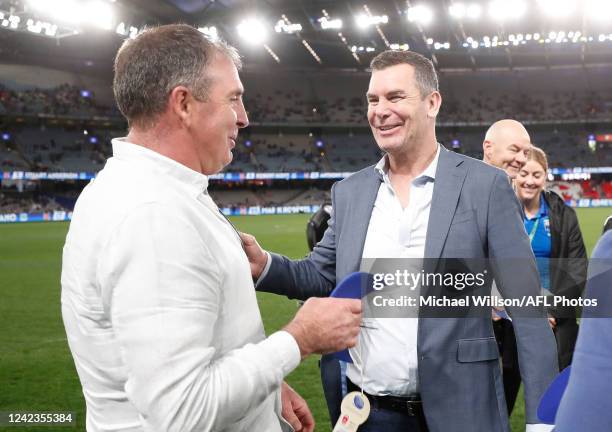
[493,319,521,414]
[358,406,429,432]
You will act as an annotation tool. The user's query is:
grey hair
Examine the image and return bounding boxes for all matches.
[113,23,241,129]
[370,50,439,98]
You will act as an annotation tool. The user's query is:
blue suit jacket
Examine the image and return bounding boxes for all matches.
[554,231,612,431]
[258,147,558,432]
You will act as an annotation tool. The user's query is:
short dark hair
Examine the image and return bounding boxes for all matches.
[113,24,241,129]
[370,50,439,98]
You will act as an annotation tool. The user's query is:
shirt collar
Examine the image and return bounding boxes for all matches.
[374,143,440,185]
[111,138,209,194]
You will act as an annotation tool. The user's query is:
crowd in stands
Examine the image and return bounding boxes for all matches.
[0,192,69,214]
[2,82,612,125]
[2,179,609,217]
[1,78,610,214]
[1,126,609,173]
[243,89,612,125]
[0,84,119,117]
[550,179,612,201]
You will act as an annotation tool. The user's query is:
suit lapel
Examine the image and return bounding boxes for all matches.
[346,168,382,272]
[424,148,467,259]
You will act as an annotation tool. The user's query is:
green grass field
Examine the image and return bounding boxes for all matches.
[0,208,609,431]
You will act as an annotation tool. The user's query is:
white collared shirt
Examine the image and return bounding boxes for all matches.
[346,145,440,396]
[61,138,300,432]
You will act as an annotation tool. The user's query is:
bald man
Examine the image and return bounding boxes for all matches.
[483,119,532,180]
[482,119,535,415]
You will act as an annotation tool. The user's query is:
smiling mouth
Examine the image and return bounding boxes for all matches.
[377,125,401,133]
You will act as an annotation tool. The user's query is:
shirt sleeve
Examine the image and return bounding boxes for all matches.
[98,202,300,431]
[255,251,273,287]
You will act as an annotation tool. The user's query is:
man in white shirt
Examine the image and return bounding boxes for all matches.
[242,50,557,432]
[61,24,361,432]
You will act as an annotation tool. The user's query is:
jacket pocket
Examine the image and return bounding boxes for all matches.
[457,337,499,362]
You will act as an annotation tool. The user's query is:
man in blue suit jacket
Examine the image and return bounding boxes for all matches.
[553,229,612,431]
[242,50,558,432]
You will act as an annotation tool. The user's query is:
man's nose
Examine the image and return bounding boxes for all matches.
[237,101,249,128]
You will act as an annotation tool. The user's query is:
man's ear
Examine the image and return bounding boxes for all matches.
[168,86,192,125]
[427,91,442,118]
[483,140,493,161]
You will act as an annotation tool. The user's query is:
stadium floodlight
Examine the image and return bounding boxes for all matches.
[318,16,342,30]
[466,4,482,18]
[236,18,268,44]
[26,19,57,36]
[537,0,577,18]
[27,0,82,25]
[83,1,114,30]
[356,14,388,29]
[274,20,302,33]
[390,43,410,50]
[198,26,218,39]
[407,5,434,25]
[128,26,138,39]
[449,3,482,19]
[488,0,527,20]
[28,0,115,29]
[586,0,612,20]
[356,14,369,29]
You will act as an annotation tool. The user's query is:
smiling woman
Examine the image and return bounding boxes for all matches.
[508,145,589,412]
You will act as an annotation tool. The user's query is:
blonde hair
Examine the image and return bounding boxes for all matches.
[527,146,548,172]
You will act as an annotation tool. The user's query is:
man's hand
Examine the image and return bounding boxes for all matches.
[284,297,362,358]
[547,316,557,330]
[239,232,268,280]
[281,382,314,432]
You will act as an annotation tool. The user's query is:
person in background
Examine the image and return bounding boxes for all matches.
[515,146,588,370]
[481,118,533,414]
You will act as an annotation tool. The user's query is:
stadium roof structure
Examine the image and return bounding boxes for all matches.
[2,0,612,73]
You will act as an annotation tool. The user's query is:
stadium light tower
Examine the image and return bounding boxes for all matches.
[449,3,482,20]
[27,0,82,24]
[236,18,268,44]
[407,5,434,25]
[86,1,114,30]
[537,0,577,18]
[488,0,527,21]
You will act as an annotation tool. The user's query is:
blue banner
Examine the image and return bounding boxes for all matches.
[2,167,611,183]
[0,211,72,224]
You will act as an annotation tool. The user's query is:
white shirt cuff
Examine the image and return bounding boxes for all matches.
[264,330,301,375]
[255,251,272,287]
[526,424,555,432]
